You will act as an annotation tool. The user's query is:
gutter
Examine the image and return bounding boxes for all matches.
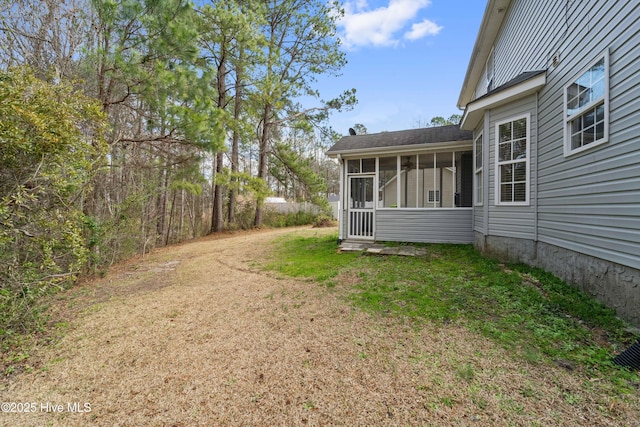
[457,0,512,108]
[460,71,546,131]
[327,140,474,158]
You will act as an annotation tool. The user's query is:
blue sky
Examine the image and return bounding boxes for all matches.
[316,0,487,136]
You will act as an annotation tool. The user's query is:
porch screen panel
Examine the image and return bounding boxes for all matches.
[436,152,454,208]
[400,155,417,208]
[456,151,473,207]
[418,153,435,208]
[347,159,360,173]
[362,158,375,173]
[350,177,373,208]
[378,157,398,208]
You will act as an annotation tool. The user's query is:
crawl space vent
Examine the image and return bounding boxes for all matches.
[613,339,640,370]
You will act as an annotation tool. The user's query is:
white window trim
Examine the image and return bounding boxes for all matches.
[474,131,483,206]
[563,50,609,157]
[494,113,531,206]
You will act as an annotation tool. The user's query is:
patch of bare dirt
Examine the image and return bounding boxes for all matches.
[1,226,638,426]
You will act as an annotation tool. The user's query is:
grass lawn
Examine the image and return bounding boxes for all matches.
[267,232,639,397]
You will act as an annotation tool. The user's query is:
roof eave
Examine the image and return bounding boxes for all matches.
[326,140,473,158]
[460,72,547,131]
[457,0,512,109]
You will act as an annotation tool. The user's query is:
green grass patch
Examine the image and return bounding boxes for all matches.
[268,234,638,386]
[266,233,359,282]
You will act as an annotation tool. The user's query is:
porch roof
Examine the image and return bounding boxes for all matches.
[460,70,547,130]
[326,125,473,157]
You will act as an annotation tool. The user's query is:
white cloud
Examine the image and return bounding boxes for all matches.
[338,0,441,48]
[404,18,442,40]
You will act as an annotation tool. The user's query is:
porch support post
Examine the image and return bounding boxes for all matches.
[415,155,419,208]
[396,156,401,208]
[452,150,456,208]
[375,157,380,209]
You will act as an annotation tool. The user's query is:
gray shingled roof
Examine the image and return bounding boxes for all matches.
[327,124,472,155]
[469,70,547,105]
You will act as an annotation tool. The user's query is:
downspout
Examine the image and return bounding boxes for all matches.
[534,91,539,243]
[337,154,344,243]
[483,111,490,236]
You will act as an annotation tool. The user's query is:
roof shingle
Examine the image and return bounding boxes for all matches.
[468,70,547,106]
[327,124,472,155]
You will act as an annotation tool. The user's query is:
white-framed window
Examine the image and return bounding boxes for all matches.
[563,51,609,156]
[428,190,440,203]
[485,48,495,92]
[474,132,483,205]
[475,48,495,99]
[495,114,530,205]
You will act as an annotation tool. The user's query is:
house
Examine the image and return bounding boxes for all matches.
[326,125,474,243]
[458,0,640,326]
[328,0,640,326]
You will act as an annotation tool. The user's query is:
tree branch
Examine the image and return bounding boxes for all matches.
[0,26,52,45]
[269,106,329,125]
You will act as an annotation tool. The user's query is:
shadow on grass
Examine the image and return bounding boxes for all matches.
[267,233,639,391]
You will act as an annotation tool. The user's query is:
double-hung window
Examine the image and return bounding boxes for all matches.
[564,52,608,155]
[474,132,483,205]
[495,114,529,205]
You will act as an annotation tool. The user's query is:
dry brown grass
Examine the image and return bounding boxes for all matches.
[1,226,638,426]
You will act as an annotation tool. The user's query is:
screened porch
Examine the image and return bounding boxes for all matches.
[341,150,474,243]
[326,125,475,244]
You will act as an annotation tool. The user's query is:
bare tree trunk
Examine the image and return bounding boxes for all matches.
[214,155,218,233]
[227,49,243,225]
[165,188,177,246]
[156,165,169,242]
[156,168,165,238]
[211,47,227,233]
[212,151,224,232]
[254,104,271,227]
[187,193,196,238]
[179,189,185,239]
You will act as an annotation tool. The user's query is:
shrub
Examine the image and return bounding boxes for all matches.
[0,68,106,343]
[263,209,318,228]
[313,214,337,228]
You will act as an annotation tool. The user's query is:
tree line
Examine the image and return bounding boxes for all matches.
[0,0,353,338]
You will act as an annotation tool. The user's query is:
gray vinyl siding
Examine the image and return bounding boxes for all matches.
[483,0,640,269]
[473,196,484,234]
[492,0,563,88]
[473,119,487,234]
[535,0,640,270]
[473,208,484,232]
[486,95,537,239]
[376,209,473,244]
[341,210,348,239]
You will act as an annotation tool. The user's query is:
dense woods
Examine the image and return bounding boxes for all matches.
[0,0,353,338]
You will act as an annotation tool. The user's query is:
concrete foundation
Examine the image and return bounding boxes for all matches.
[474,232,640,328]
